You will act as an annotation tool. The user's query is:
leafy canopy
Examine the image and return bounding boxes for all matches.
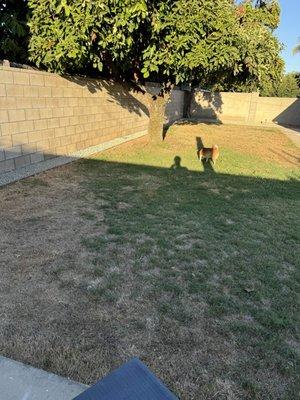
[261,73,300,98]
[206,0,284,93]
[293,39,300,55]
[0,0,29,63]
[28,0,283,91]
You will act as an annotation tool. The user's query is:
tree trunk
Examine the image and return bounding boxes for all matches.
[183,86,195,119]
[147,93,170,142]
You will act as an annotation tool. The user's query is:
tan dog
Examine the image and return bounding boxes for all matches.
[198,145,219,165]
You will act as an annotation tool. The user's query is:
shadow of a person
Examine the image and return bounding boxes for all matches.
[170,156,188,171]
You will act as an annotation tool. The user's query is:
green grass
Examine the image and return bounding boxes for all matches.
[1,123,298,399]
[74,124,299,399]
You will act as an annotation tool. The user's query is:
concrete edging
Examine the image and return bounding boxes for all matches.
[0,130,148,187]
[0,355,87,400]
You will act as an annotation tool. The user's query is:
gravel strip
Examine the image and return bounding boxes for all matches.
[0,130,147,187]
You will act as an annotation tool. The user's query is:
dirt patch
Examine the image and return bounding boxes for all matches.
[0,165,116,382]
[0,124,299,399]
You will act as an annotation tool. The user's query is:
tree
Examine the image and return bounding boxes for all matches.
[293,39,300,55]
[276,73,300,97]
[260,73,300,98]
[0,1,30,64]
[28,0,283,140]
[205,0,284,94]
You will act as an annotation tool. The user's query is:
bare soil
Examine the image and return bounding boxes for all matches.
[0,123,299,399]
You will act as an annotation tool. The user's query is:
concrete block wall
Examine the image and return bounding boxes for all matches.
[0,66,151,174]
[191,89,300,127]
[166,89,186,124]
[254,96,300,126]
[0,66,187,175]
[1,64,299,177]
[190,90,254,124]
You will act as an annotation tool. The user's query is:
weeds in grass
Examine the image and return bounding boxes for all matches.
[0,124,299,399]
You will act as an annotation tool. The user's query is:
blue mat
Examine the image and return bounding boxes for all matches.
[73,358,178,400]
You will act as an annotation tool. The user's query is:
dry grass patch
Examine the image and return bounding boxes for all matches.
[0,123,299,399]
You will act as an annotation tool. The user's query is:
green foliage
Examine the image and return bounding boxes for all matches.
[253,0,281,30]
[28,0,153,76]
[146,0,240,85]
[0,0,30,63]
[28,0,240,83]
[293,39,300,55]
[28,0,283,93]
[207,0,284,93]
[261,73,300,98]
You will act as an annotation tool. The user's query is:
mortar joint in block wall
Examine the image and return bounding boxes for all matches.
[0,67,188,180]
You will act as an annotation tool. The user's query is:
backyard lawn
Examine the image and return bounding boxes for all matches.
[0,122,299,399]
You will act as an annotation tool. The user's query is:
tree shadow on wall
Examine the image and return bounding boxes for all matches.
[64,74,150,118]
[189,89,223,123]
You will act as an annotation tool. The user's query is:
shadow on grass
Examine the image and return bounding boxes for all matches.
[269,148,300,167]
[79,157,299,204]
[175,118,222,126]
[195,136,216,173]
[1,153,299,400]
[170,156,188,172]
[169,153,215,174]
[162,118,222,141]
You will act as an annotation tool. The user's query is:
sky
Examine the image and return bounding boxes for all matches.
[276,0,300,73]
